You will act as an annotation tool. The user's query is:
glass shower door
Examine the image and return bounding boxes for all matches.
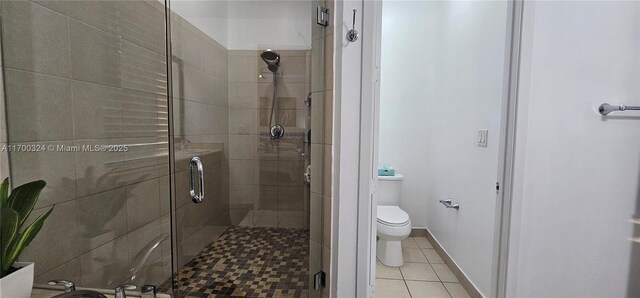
[166,0,322,296]
[0,0,327,296]
[0,0,173,293]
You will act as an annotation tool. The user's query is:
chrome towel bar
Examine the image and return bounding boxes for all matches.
[598,103,640,115]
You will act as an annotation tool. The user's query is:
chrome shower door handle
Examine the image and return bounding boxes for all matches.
[189,156,204,203]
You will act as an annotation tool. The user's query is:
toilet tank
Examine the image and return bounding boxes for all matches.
[377,174,403,205]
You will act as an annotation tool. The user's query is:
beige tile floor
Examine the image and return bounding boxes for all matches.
[375,237,472,298]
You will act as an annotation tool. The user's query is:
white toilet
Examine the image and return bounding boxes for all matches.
[376,174,412,267]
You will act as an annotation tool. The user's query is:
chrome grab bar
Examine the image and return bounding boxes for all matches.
[189,156,204,203]
[598,103,640,115]
[439,198,460,210]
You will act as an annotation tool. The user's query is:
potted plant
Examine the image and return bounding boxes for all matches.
[0,179,53,298]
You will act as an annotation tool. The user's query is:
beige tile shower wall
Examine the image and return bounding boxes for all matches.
[0,0,177,289]
[168,10,231,268]
[309,0,334,297]
[227,50,310,229]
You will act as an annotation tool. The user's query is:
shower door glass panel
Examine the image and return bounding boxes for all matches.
[0,0,173,292]
[167,1,318,296]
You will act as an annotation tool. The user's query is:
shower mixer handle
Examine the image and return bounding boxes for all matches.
[270,124,285,139]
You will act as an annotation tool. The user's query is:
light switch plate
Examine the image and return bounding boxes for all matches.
[477,129,488,147]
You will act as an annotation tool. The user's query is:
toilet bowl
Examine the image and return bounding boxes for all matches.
[377,206,411,266]
[376,173,412,267]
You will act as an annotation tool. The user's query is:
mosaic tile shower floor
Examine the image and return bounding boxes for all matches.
[162,226,310,297]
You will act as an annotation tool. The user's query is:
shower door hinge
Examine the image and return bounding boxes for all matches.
[317,6,329,27]
[305,93,312,107]
[313,271,326,290]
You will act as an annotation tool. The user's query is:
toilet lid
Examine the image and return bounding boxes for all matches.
[377,206,410,226]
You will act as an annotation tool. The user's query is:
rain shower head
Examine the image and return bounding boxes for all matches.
[261,49,280,72]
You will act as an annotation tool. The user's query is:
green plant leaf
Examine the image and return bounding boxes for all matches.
[0,178,9,208]
[6,180,45,228]
[2,206,53,274]
[1,208,19,272]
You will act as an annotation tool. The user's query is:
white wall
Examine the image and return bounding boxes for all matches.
[227,1,311,50]
[170,0,229,47]
[379,1,509,295]
[379,0,437,229]
[508,2,640,297]
[170,0,311,50]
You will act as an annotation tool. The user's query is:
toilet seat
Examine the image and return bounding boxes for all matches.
[377,206,410,227]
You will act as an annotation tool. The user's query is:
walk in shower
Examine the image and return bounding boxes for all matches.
[0,0,330,296]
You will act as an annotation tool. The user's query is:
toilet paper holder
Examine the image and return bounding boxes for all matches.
[439,199,460,210]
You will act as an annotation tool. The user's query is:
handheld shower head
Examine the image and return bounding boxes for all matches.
[261,48,284,139]
[261,49,280,72]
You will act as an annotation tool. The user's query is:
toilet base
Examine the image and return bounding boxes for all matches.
[377,238,404,267]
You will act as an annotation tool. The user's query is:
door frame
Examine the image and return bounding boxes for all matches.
[493,0,524,297]
[332,0,364,296]
[343,0,526,297]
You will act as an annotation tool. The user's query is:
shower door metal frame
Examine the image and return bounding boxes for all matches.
[162,0,179,295]
[493,0,525,297]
